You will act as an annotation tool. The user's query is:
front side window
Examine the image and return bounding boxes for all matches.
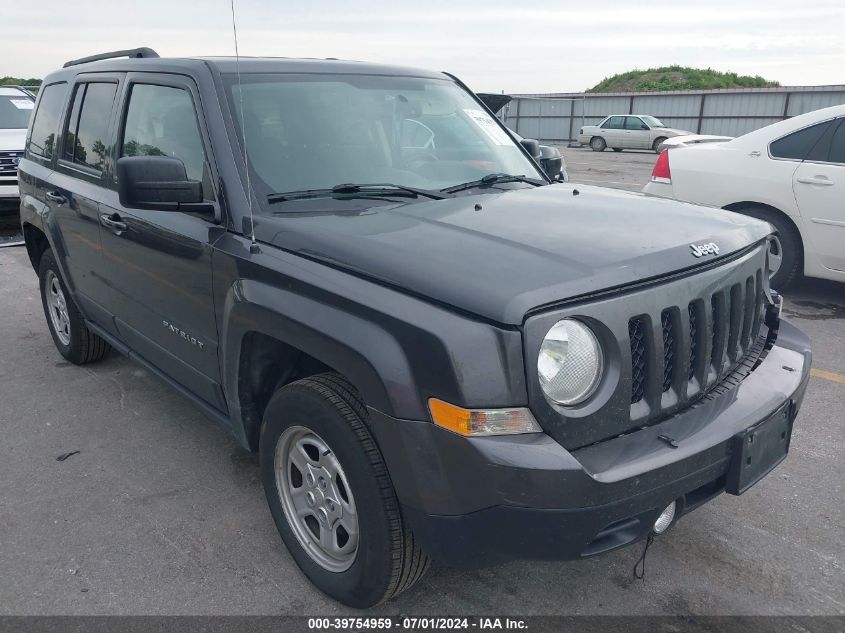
[63,82,118,171]
[121,83,206,183]
[625,116,648,130]
[28,83,67,159]
[224,73,543,211]
[770,121,832,161]
[0,92,34,130]
[601,116,624,129]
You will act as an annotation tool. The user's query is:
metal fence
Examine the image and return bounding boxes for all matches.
[500,85,845,144]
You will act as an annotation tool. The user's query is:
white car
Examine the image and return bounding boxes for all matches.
[643,105,845,288]
[1,86,35,217]
[578,115,692,153]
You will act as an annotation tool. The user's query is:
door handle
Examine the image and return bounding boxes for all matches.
[100,213,128,235]
[796,176,834,186]
[45,191,66,205]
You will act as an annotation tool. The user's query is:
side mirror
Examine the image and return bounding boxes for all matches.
[519,138,541,159]
[539,145,563,181]
[117,156,209,211]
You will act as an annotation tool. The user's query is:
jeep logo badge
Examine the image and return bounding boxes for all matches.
[690,242,719,258]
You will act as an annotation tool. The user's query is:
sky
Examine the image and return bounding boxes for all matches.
[3,0,844,93]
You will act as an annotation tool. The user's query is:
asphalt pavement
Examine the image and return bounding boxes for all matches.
[1,152,843,615]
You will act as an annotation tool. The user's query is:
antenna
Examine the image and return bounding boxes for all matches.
[230,0,259,253]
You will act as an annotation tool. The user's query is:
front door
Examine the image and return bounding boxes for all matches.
[97,73,225,411]
[624,116,650,149]
[793,118,845,272]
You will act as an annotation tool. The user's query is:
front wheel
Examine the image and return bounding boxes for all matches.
[260,373,429,607]
[590,136,607,152]
[653,137,667,153]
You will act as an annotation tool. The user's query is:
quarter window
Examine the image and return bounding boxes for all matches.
[63,82,118,171]
[28,83,67,159]
[769,121,831,161]
[121,84,206,183]
[601,116,625,130]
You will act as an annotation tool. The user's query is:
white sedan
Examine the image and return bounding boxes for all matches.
[578,115,692,153]
[643,104,845,289]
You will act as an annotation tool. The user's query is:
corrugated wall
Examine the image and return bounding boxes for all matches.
[500,86,845,144]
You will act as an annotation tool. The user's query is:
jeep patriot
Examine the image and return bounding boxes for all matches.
[19,48,812,607]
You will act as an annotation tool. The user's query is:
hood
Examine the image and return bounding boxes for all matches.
[0,129,27,152]
[255,185,772,325]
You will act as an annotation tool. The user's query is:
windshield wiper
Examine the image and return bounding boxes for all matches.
[267,183,451,204]
[441,173,546,194]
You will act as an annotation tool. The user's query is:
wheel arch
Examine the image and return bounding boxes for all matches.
[219,281,413,451]
[23,222,50,271]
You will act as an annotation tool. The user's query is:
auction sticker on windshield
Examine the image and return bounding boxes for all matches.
[464,109,511,145]
[10,99,34,109]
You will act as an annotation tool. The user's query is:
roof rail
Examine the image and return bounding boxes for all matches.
[63,47,160,68]
[0,84,37,97]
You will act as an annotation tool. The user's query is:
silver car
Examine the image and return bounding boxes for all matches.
[578,115,691,153]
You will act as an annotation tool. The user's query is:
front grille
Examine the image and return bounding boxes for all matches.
[629,318,647,403]
[0,151,24,177]
[629,269,765,408]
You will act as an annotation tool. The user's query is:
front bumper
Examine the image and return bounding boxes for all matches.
[0,184,20,216]
[367,319,811,568]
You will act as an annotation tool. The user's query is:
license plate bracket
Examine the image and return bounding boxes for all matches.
[725,402,793,495]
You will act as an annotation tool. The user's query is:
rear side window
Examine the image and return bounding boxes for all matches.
[769,121,831,161]
[828,120,845,164]
[601,116,624,130]
[121,83,206,183]
[28,83,67,159]
[63,82,118,171]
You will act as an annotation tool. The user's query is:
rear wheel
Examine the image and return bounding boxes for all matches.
[590,136,607,152]
[260,373,429,607]
[38,249,110,364]
[730,206,802,289]
[653,137,667,153]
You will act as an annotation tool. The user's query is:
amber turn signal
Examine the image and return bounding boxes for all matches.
[428,398,542,437]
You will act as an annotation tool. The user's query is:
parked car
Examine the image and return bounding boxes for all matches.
[1,86,35,219]
[21,48,811,608]
[660,134,734,149]
[643,104,845,288]
[579,115,692,152]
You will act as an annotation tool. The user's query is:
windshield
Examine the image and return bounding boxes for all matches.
[224,73,544,209]
[0,93,35,129]
[640,116,665,128]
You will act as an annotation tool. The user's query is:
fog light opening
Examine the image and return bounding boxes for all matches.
[652,501,677,534]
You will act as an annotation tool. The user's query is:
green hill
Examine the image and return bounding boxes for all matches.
[587,66,779,93]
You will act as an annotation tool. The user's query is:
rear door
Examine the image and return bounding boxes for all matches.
[97,73,225,410]
[48,76,122,325]
[792,118,845,271]
[624,116,650,149]
[599,116,625,147]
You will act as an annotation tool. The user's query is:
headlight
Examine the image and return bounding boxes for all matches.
[538,319,603,405]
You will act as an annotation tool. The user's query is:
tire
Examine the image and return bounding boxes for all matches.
[259,372,429,607]
[653,137,667,153]
[730,206,802,289]
[590,136,607,152]
[612,148,623,152]
[38,249,110,364]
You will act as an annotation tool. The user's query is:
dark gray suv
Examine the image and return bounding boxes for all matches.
[19,48,811,607]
